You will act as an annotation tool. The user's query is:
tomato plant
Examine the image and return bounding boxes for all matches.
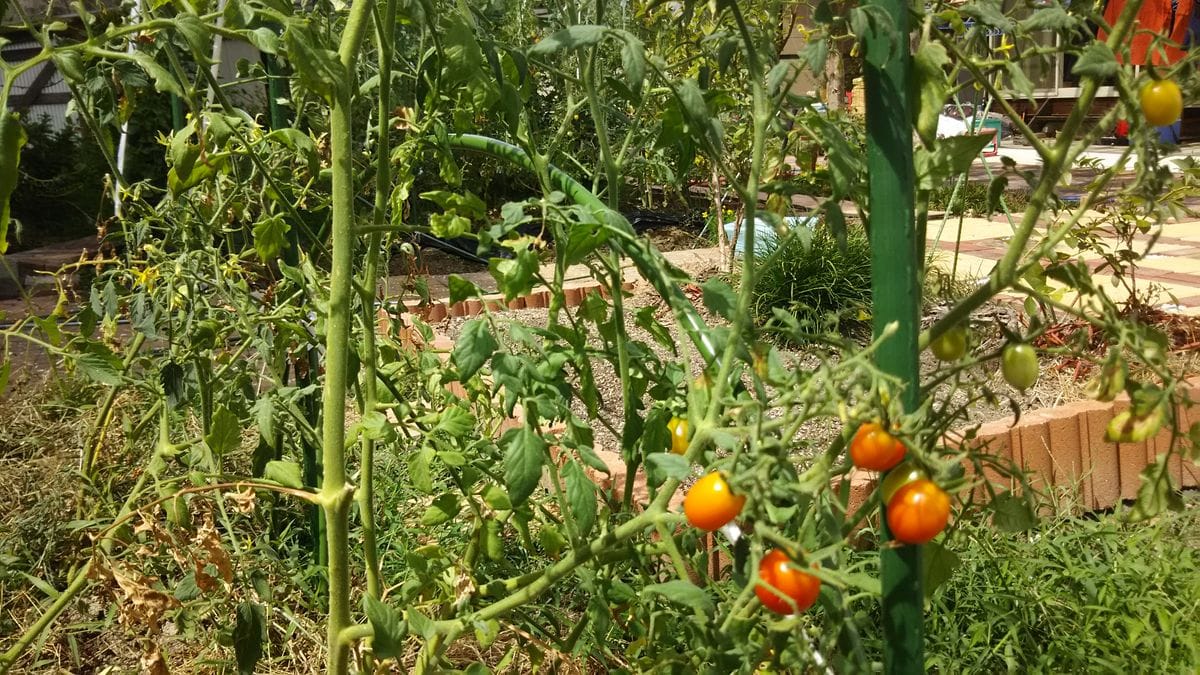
[755,549,821,615]
[1001,343,1040,392]
[929,325,967,362]
[683,472,745,532]
[887,479,951,545]
[0,0,1196,670]
[850,422,907,471]
[1139,79,1184,126]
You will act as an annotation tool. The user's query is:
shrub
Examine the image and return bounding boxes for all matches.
[750,224,873,336]
[928,181,1031,216]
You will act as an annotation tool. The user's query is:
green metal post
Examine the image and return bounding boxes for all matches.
[169,94,185,132]
[264,51,289,132]
[863,0,923,672]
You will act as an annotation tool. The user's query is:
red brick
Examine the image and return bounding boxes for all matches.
[1178,399,1199,488]
[963,419,1016,499]
[1046,407,1085,509]
[506,296,526,310]
[841,469,878,518]
[426,302,448,322]
[562,286,584,307]
[1016,411,1054,492]
[527,290,551,308]
[465,299,483,316]
[1084,407,1121,510]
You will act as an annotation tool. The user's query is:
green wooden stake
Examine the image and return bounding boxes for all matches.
[862,0,923,671]
[169,94,184,132]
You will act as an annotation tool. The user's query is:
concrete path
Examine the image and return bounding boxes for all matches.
[926,213,1200,315]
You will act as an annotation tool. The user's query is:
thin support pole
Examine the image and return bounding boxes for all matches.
[862,0,923,671]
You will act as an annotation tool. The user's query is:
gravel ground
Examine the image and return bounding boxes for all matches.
[432,277,1092,457]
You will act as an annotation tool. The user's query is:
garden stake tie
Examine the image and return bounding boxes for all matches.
[863,0,924,671]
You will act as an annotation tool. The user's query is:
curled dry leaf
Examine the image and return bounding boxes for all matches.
[110,563,179,634]
[141,642,170,675]
[192,514,234,591]
[226,487,257,514]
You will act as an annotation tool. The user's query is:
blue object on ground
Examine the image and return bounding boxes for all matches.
[723,215,818,257]
[1158,121,1182,145]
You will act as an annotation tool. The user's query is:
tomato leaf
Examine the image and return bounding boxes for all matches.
[1128,456,1183,522]
[233,601,265,675]
[252,215,290,262]
[421,493,461,526]
[644,580,714,615]
[205,406,241,457]
[563,459,597,538]
[503,425,546,506]
[452,319,498,381]
[0,112,26,254]
[482,485,512,511]
[921,540,961,598]
[530,25,607,55]
[283,19,346,102]
[615,30,646,99]
[435,405,475,436]
[700,278,737,321]
[448,274,482,305]
[990,491,1037,531]
[1071,42,1118,80]
[363,594,407,660]
[644,453,690,486]
[674,78,724,158]
[264,460,303,489]
[75,352,123,386]
[410,446,435,494]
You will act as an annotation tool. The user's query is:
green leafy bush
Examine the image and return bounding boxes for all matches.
[927,181,1031,216]
[750,225,873,336]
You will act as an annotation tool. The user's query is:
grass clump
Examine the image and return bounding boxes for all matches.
[750,225,873,338]
[918,506,1200,672]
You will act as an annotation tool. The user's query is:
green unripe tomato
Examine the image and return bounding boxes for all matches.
[1001,343,1039,392]
[929,325,968,362]
[880,460,928,504]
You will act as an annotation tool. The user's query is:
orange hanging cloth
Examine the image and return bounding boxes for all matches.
[1100,0,1190,64]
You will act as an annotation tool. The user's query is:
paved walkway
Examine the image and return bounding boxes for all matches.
[926,213,1200,315]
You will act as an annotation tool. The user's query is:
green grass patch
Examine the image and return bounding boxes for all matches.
[750,225,873,338]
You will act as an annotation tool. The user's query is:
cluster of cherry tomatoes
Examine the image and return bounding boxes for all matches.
[667,416,955,615]
[663,319,1058,615]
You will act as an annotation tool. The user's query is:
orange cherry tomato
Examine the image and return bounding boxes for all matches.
[755,549,821,615]
[668,416,689,455]
[886,478,951,545]
[849,422,907,471]
[683,472,745,531]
